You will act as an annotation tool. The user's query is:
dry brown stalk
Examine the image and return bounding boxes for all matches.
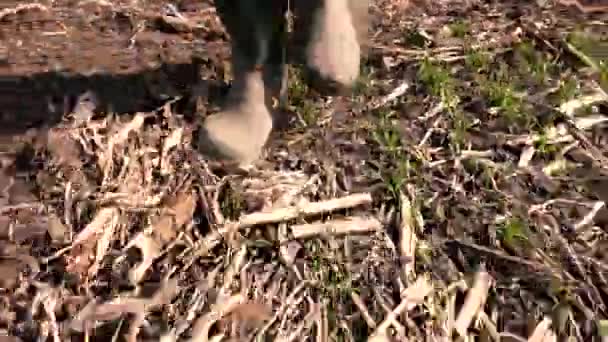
[454,271,493,337]
[186,193,374,267]
[399,192,418,281]
[527,317,556,342]
[371,276,433,337]
[350,292,377,329]
[237,193,372,228]
[290,216,381,239]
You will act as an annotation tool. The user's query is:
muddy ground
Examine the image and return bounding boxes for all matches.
[0,0,229,135]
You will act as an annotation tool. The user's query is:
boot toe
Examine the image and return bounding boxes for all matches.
[197,107,272,167]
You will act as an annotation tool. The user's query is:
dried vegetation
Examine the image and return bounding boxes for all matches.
[1,0,608,341]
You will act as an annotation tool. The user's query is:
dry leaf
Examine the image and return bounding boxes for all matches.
[224,301,272,326]
[46,129,83,168]
[111,113,146,146]
[518,145,535,168]
[71,277,178,333]
[0,258,21,288]
[368,333,391,342]
[161,127,183,171]
[0,215,10,239]
[373,276,433,335]
[90,298,147,320]
[528,317,556,342]
[67,207,118,276]
[172,191,196,228]
[12,218,48,243]
[125,233,162,284]
[189,294,244,342]
[152,191,196,244]
[99,113,146,169]
[88,210,118,276]
[7,179,37,204]
[72,207,118,247]
[47,215,68,244]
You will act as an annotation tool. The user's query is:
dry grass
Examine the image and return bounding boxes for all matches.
[0,0,607,341]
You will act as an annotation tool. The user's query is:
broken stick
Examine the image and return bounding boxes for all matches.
[237,193,373,228]
[290,216,381,239]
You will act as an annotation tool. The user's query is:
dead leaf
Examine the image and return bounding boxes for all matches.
[190,294,245,342]
[152,191,196,244]
[528,317,556,342]
[72,207,118,247]
[125,233,162,284]
[367,333,391,342]
[46,129,83,168]
[47,215,68,244]
[99,113,146,170]
[151,277,180,307]
[156,14,193,34]
[7,179,36,204]
[70,277,179,333]
[69,300,98,332]
[65,243,95,276]
[0,215,11,239]
[171,191,196,227]
[225,301,272,324]
[128,192,194,282]
[373,276,433,335]
[12,218,48,243]
[0,258,21,288]
[112,113,146,147]
[161,128,183,171]
[88,209,118,277]
[66,207,117,276]
[151,216,175,245]
[90,298,148,320]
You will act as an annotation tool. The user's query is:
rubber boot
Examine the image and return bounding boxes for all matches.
[291,0,369,96]
[198,0,287,167]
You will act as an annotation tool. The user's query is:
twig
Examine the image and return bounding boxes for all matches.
[574,201,605,231]
[399,192,418,282]
[527,317,555,342]
[445,239,550,273]
[371,276,433,336]
[350,292,377,329]
[454,271,493,337]
[183,193,373,270]
[238,193,372,228]
[256,280,317,339]
[290,216,381,239]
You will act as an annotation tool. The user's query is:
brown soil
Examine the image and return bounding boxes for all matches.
[0,0,229,136]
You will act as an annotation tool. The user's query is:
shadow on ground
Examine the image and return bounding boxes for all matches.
[0,60,229,137]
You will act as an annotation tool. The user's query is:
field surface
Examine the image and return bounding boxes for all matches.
[1,0,608,341]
